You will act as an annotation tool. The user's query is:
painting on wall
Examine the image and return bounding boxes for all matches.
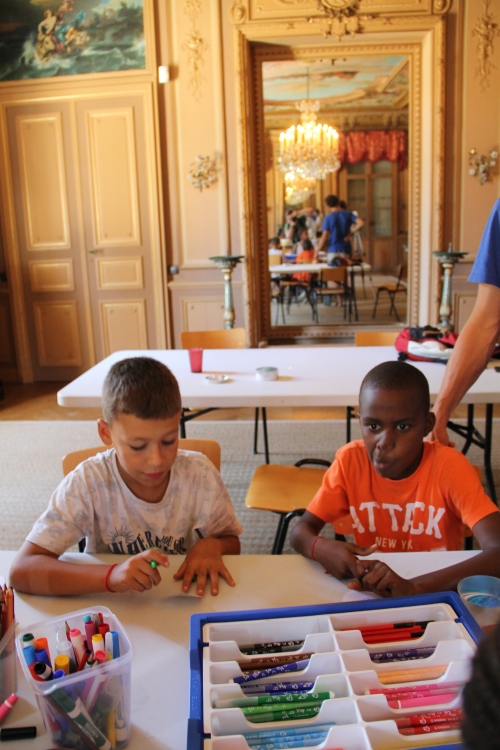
[0,0,145,82]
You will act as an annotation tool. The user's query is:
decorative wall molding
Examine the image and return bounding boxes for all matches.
[471,0,500,92]
[188,154,218,191]
[182,0,209,100]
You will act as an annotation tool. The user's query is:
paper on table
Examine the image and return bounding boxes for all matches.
[343,589,381,603]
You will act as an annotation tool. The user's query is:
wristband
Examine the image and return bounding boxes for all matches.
[310,535,325,561]
[104,564,117,593]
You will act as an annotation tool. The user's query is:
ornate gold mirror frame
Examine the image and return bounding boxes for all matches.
[230,2,448,345]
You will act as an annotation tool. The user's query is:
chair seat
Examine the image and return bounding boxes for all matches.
[245,464,327,514]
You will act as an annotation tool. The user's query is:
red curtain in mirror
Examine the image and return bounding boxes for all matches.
[338,130,407,169]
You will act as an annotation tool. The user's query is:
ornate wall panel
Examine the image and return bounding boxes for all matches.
[181,296,225,331]
[96,257,144,290]
[33,301,82,367]
[29,261,75,293]
[86,109,141,248]
[0,295,15,365]
[100,300,148,355]
[16,113,70,251]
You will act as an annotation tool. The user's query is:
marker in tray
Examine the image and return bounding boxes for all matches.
[241,682,315,695]
[215,692,334,708]
[395,709,462,728]
[244,704,322,723]
[377,666,447,684]
[370,647,435,663]
[242,724,338,749]
[239,654,314,671]
[340,620,431,634]
[399,721,461,735]
[387,691,459,709]
[365,682,463,696]
[246,738,338,749]
[240,640,305,656]
[232,660,310,685]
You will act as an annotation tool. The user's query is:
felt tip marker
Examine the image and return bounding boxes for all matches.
[110,631,120,659]
[0,727,37,741]
[54,654,70,675]
[245,735,330,749]
[76,648,92,672]
[239,654,313,671]
[91,633,104,655]
[242,699,326,717]
[21,633,35,649]
[240,640,305,656]
[378,666,446,684]
[34,647,52,668]
[370,647,435,662]
[243,724,334,741]
[35,637,51,662]
[22,645,37,667]
[365,682,463,695]
[232,659,311,684]
[51,689,112,750]
[241,682,315,695]
[53,669,66,680]
[245,705,321,723]
[383,688,461,702]
[0,695,17,725]
[343,621,431,633]
[395,709,463,728]
[387,692,459,709]
[399,722,461,736]
[215,692,334,709]
[69,629,86,663]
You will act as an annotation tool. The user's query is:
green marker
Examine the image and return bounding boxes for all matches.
[51,688,112,750]
[150,561,157,569]
[215,691,334,709]
[244,704,322,723]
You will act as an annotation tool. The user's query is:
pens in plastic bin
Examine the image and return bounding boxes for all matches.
[240,641,305,656]
[365,682,463,695]
[387,692,459,709]
[215,692,335,708]
[232,659,311,684]
[245,704,322,723]
[370,647,435,662]
[0,695,17,725]
[241,682,315,695]
[243,724,334,742]
[239,654,314,671]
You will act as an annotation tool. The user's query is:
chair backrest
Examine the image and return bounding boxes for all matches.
[355,331,398,347]
[180,329,246,350]
[268,251,282,267]
[321,267,347,283]
[62,438,221,475]
[395,264,406,286]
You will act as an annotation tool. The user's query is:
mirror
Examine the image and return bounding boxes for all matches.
[263,55,409,329]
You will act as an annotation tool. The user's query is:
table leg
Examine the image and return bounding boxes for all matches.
[447,404,497,505]
[262,407,270,464]
[485,404,497,505]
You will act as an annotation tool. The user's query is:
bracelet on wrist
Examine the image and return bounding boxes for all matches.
[310,535,325,561]
[104,563,117,593]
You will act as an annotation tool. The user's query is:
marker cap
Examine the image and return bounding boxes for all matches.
[0,726,37,741]
[21,633,34,648]
[22,645,37,667]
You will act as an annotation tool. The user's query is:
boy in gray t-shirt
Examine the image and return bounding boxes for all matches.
[10,357,242,597]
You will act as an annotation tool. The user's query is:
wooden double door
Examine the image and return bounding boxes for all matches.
[2,83,165,381]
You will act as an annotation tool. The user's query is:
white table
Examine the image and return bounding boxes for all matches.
[57,346,500,497]
[0,550,478,750]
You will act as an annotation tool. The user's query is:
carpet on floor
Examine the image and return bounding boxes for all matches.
[0,419,497,554]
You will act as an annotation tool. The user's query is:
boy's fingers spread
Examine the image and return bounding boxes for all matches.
[173,561,187,580]
[195,572,207,596]
[219,565,235,587]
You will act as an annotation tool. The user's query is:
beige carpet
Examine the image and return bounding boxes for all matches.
[0,419,497,554]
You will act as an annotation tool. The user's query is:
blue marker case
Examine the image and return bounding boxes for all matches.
[189,592,482,750]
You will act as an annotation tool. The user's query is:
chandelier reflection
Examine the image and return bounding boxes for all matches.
[284,171,316,206]
[279,100,340,181]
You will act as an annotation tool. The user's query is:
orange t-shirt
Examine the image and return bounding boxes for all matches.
[307,440,498,552]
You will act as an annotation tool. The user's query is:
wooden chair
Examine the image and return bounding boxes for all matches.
[180,329,270,463]
[372,264,407,322]
[62,439,221,552]
[355,331,398,347]
[312,267,357,324]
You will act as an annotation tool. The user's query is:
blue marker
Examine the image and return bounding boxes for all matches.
[110,631,120,659]
[248,736,329,749]
[242,682,315,695]
[232,659,310,684]
[53,669,66,680]
[35,648,52,668]
[243,724,333,742]
[22,645,37,667]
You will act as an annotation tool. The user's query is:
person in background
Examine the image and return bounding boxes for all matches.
[305,208,322,240]
[268,237,282,251]
[284,210,307,243]
[294,227,310,256]
[317,194,364,263]
[291,361,500,598]
[292,239,316,284]
[431,199,500,444]
[339,200,347,210]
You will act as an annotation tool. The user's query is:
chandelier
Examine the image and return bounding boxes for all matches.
[284,171,316,205]
[279,99,340,181]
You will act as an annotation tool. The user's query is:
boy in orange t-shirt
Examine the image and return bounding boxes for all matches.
[290,361,500,598]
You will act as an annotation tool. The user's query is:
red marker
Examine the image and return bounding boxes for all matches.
[399,722,461,735]
[342,621,431,634]
[383,687,460,701]
[0,695,17,724]
[76,648,92,672]
[396,709,463,728]
[388,692,458,709]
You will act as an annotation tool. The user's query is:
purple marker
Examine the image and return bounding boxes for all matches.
[232,659,310,684]
[241,681,315,695]
[371,647,435,663]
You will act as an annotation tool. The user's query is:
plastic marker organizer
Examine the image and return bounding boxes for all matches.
[189,592,483,750]
[15,606,131,749]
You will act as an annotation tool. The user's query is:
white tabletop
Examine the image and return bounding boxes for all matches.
[269,263,371,274]
[57,346,500,409]
[0,550,477,750]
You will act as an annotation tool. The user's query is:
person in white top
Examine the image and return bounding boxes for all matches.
[10,357,242,598]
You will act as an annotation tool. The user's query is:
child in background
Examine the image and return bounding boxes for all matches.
[292,239,316,284]
[10,357,242,598]
[290,361,500,597]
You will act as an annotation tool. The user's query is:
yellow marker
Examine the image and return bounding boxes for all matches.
[54,654,70,675]
[107,708,116,747]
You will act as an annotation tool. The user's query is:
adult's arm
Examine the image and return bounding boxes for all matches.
[351,216,364,233]
[316,230,329,253]
[431,283,500,444]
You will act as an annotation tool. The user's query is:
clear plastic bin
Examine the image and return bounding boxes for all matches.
[0,621,17,704]
[16,606,131,749]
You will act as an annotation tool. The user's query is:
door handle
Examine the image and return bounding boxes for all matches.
[88,248,98,254]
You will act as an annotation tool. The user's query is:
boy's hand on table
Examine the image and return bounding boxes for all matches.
[313,537,378,580]
[109,549,170,593]
[348,558,418,598]
[173,538,236,596]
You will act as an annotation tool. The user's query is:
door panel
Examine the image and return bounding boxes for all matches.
[76,91,163,360]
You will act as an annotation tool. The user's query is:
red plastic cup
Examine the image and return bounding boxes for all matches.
[188,348,203,373]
